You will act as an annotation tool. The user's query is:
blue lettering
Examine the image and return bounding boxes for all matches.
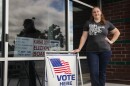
[72,74,75,80]
[62,75,67,81]
[60,81,72,86]
[57,75,62,81]
[67,75,71,80]
[60,82,65,86]
[57,74,75,81]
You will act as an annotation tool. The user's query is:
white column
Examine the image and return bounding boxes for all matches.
[4,0,9,86]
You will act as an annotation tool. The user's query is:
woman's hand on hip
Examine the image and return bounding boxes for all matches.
[105,37,114,44]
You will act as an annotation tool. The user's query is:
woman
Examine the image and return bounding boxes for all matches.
[73,6,120,86]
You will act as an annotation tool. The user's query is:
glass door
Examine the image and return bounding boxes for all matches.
[68,0,97,56]
[72,1,93,84]
[4,0,68,86]
[68,0,98,84]
[0,0,5,86]
[73,1,92,56]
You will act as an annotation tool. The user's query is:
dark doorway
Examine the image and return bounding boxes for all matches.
[72,1,98,76]
[73,1,91,56]
[73,0,98,56]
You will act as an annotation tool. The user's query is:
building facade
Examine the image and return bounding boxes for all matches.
[0,0,130,86]
[102,0,130,84]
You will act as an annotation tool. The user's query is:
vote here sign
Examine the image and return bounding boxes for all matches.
[45,54,78,86]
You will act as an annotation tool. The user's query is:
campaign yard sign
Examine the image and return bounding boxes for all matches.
[45,54,78,86]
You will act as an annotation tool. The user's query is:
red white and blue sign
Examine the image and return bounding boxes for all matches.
[45,54,78,86]
[50,58,71,74]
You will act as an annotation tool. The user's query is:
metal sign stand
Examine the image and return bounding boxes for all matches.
[44,51,83,86]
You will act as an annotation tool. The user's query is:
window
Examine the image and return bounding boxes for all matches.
[8,0,67,57]
[0,0,3,57]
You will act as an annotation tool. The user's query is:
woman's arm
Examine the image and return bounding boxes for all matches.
[105,28,120,44]
[73,31,88,53]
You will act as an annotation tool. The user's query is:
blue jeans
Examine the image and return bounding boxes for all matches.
[86,51,112,86]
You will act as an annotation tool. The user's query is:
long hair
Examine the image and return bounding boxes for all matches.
[90,6,106,25]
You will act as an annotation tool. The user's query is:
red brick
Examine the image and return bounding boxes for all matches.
[112,51,122,54]
[111,57,122,61]
[122,51,130,54]
[125,68,130,72]
[124,37,130,40]
[103,0,130,81]
[107,65,112,68]
[106,72,114,76]
[112,44,122,47]
[114,23,121,26]
[116,68,127,72]
[124,32,130,35]
[122,44,130,47]
[112,65,123,69]
[114,55,125,58]
[114,47,125,50]
[123,65,130,69]
[124,25,130,28]
[126,54,130,57]
[122,58,130,61]
[107,68,116,72]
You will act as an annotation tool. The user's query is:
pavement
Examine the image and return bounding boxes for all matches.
[79,73,130,86]
[82,83,130,86]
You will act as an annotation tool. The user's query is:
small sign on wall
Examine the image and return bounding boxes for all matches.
[14,37,60,57]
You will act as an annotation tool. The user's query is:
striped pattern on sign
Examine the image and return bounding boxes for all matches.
[50,58,71,74]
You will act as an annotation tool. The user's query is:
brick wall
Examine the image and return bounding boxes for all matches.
[102,0,130,84]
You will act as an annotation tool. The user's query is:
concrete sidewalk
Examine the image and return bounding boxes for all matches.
[79,73,129,86]
[82,83,129,86]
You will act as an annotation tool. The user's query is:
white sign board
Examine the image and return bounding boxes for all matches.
[14,37,60,57]
[14,37,33,57]
[45,54,78,86]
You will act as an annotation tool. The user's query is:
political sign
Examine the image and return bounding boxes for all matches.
[45,54,78,86]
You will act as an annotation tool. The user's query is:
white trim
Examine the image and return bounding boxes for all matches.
[0,58,5,61]
[73,0,94,8]
[77,53,83,86]
[4,0,9,85]
[79,56,87,59]
[1,56,86,61]
[4,43,9,86]
[8,57,45,61]
[67,0,71,51]
[4,60,8,86]
[99,0,102,10]
[5,0,8,34]
[45,51,74,53]
[67,0,93,51]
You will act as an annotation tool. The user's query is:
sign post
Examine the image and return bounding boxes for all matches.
[45,51,83,86]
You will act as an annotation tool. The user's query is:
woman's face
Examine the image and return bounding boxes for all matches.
[92,7,102,20]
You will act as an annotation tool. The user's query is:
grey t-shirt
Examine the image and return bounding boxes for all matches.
[83,20,115,52]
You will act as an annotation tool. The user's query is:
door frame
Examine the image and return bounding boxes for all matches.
[2,0,101,86]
